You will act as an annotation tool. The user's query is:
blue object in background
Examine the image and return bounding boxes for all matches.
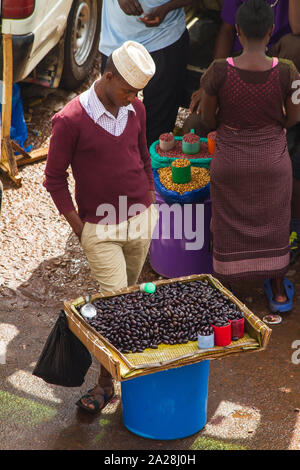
[0,83,32,152]
[121,361,209,440]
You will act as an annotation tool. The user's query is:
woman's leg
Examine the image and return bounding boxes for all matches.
[271,277,287,303]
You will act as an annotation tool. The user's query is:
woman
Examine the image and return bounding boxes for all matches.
[200,0,300,312]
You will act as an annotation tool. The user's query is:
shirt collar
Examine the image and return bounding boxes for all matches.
[89,81,136,122]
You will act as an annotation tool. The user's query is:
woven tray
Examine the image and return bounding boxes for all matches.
[63,274,271,381]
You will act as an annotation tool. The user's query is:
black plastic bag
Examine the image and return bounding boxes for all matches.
[33,310,92,387]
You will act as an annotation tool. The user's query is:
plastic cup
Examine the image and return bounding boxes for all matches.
[211,322,231,347]
[197,331,214,349]
[207,139,215,155]
[207,131,216,155]
[182,139,201,155]
[231,317,244,340]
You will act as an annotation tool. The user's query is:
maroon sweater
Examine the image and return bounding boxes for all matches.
[43,96,154,224]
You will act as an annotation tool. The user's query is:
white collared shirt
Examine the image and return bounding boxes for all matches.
[79,81,136,136]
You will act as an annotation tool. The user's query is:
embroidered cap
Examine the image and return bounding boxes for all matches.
[112,40,156,89]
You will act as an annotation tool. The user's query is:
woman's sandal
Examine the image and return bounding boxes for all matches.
[76,385,115,414]
[264,278,294,313]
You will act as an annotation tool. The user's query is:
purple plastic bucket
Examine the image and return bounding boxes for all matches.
[150,192,213,278]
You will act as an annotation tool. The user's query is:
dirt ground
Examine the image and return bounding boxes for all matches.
[0,54,299,451]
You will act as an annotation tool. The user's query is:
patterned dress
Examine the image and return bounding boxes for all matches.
[201,57,299,282]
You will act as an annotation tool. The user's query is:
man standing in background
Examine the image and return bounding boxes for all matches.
[99,0,192,147]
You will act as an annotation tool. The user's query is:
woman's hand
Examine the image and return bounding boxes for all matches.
[189,88,204,115]
[118,0,143,16]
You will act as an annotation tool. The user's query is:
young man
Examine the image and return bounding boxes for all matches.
[99,0,192,147]
[43,41,158,413]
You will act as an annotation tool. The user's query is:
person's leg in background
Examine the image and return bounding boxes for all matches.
[143,29,189,147]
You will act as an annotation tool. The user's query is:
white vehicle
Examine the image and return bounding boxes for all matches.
[0,0,102,89]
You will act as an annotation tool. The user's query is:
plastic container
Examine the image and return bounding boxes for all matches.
[198,332,214,349]
[121,361,209,440]
[149,191,213,278]
[159,132,175,151]
[182,133,201,155]
[207,131,216,155]
[171,159,191,184]
[211,322,231,347]
[230,317,244,340]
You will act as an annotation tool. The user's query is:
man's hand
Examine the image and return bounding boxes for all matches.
[118,0,143,16]
[189,88,204,115]
[149,190,156,204]
[63,210,85,242]
[139,4,168,27]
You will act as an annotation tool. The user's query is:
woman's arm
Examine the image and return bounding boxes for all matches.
[200,91,218,131]
[289,0,300,35]
[141,0,192,27]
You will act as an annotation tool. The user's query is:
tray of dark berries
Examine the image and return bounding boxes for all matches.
[64,275,272,379]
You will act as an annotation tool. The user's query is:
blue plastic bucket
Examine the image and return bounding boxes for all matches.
[121,361,209,440]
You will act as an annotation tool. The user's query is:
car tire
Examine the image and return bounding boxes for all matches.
[60,0,102,90]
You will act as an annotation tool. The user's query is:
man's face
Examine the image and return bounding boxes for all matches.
[107,73,140,108]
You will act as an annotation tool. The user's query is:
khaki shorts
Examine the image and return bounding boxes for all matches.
[81,204,159,294]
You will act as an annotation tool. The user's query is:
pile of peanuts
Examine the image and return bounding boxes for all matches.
[158,165,210,194]
[171,158,191,168]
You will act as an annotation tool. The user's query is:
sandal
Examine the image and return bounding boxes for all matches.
[264,278,294,313]
[76,384,115,414]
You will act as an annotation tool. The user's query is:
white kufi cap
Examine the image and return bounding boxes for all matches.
[112,40,156,89]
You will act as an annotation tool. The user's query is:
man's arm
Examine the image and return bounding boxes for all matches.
[64,210,85,241]
[141,0,192,27]
[214,22,235,59]
[117,0,143,16]
[43,115,84,240]
[289,0,300,35]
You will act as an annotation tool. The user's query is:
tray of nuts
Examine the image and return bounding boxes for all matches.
[63,274,271,381]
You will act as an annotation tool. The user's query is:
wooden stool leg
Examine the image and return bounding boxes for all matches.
[0,33,21,184]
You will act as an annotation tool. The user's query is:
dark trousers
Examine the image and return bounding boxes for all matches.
[101,29,189,147]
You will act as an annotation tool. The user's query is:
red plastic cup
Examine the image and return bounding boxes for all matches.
[211,322,231,347]
[230,317,244,341]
